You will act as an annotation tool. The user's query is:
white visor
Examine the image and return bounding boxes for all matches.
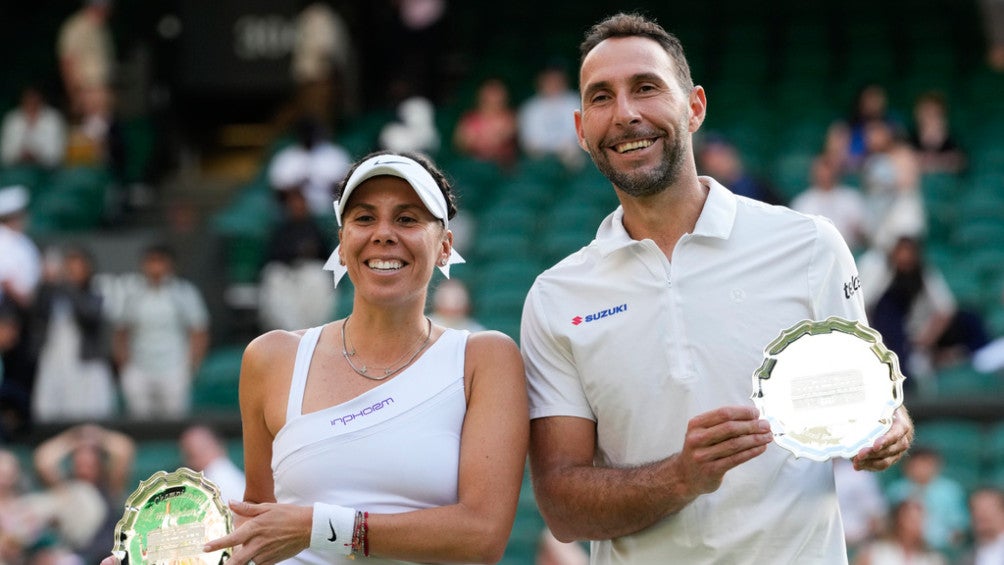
[323,154,465,287]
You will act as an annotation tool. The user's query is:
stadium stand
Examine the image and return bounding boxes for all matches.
[3,1,1003,561]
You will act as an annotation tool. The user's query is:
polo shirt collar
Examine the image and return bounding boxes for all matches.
[594,175,737,256]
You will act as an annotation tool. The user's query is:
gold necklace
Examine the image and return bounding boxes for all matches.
[341,316,432,380]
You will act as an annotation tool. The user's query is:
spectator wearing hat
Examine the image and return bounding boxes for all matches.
[267,118,352,218]
[0,185,41,439]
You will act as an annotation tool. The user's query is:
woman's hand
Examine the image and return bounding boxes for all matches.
[202,500,313,565]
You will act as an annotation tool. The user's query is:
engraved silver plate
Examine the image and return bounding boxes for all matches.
[112,467,233,564]
[751,317,905,461]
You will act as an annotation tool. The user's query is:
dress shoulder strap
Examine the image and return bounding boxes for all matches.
[285,326,324,423]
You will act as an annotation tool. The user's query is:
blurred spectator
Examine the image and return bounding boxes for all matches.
[291,2,356,125]
[823,121,854,177]
[428,279,484,332]
[382,0,449,105]
[958,487,1004,565]
[853,499,947,565]
[267,117,351,218]
[517,61,584,170]
[885,447,970,554]
[58,0,120,172]
[835,457,889,556]
[0,449,87,564]
[112,244,209,419]
[860,119,925,252]
[696,133,781,204]
[29,245,116,423]
[32,424,135,563]
[0,185,41,440]
[790,155,869,252]
[859,237,989,386]
[258,188,335,331]
[379,96,441,154]
[536,527,588,565]
[0,449,45,564]
[0,186,41,310]
[453,78,519,168]
[845,83,903,171]
[57,0,115,119]
[1,85,67,169]
[909,91,966,175]
[179,424,246,504]
[973,287,1004,374]
[980,0,1004,71]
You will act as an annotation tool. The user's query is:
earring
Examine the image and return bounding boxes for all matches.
[439,258,448,267]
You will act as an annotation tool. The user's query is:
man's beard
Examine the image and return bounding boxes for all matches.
[589,130,688,198]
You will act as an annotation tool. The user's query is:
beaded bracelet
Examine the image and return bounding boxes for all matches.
[350,511,370,557]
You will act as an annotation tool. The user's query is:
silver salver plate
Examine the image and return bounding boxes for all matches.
[112,467,233,565]
[751,317,905,461]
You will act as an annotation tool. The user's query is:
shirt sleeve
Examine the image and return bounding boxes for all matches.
[808,217,867,324]
[520,283,595,421]
[921,268,957,315]
[177,280,210,330]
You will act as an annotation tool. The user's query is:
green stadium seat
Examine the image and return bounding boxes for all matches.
[933,363,1001,398]
[771,151,815,201]
[912,419,987,489]
[192,346,244,411]
[131,440,182,491]
[913,419,986,461]
[31,166,111,231]
[0,165,48,193]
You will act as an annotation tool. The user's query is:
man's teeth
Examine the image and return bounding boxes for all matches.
[368,259,403,270]
[615,139,654,153]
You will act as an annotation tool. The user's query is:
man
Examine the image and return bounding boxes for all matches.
[790,154,868,253]
[0,185,41,439]
[518,60,585,170]
[959,487,1004,565]
[179,424,246,503]
[113,244,209,419]
[520,13,913,564]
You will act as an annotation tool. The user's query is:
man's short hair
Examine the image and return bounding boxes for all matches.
[579,12,694,90]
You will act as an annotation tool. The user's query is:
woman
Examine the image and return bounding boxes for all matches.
[853,499,947,565]
[30,245,117,422]
[205,150,528,564]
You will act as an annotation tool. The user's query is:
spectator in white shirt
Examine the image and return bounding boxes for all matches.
[790,155,868,252]
[1,85,66,168]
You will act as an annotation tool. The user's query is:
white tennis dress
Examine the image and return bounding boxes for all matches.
[272,325,469,564]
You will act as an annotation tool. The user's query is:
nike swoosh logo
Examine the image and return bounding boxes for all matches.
[328,519,337,542]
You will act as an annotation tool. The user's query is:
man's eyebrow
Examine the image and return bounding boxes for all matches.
[581,73,668,99]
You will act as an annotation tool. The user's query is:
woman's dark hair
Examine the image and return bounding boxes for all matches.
[336,150,458,221]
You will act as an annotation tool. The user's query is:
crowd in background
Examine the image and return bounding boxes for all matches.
[1,0,1003,563]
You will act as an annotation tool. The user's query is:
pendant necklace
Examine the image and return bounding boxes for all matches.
[341,315,432,380]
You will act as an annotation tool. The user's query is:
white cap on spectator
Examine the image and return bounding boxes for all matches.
[0,186,29,218]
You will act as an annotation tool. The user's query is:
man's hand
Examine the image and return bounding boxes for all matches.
[852,406,914,471]
[672,406,774,497]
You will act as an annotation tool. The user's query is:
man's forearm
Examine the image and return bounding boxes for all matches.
[534,455,696,542]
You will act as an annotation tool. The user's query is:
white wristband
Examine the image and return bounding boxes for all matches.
[310,502,356,556]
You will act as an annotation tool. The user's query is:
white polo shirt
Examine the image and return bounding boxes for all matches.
[521,177,866,565]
